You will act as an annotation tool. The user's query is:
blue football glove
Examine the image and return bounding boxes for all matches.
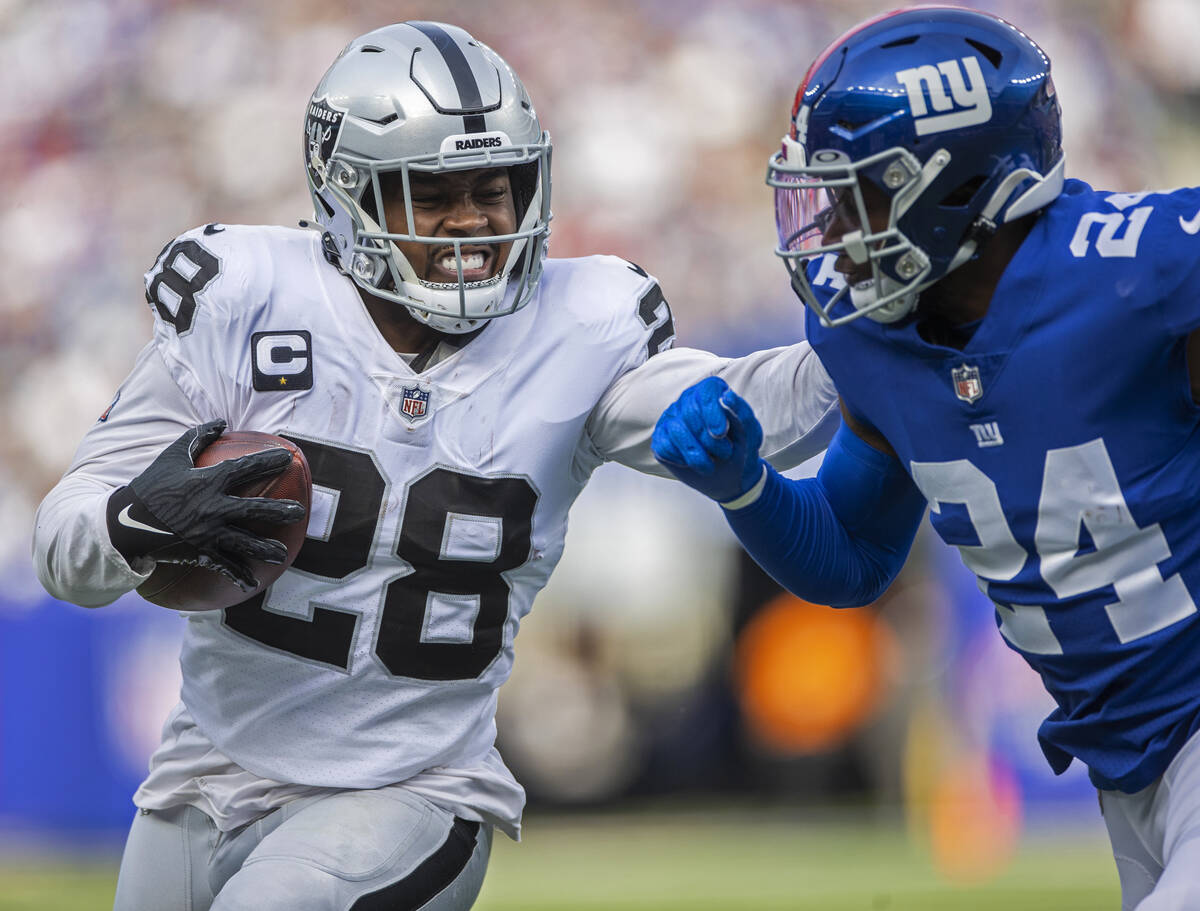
[651,376,765,505]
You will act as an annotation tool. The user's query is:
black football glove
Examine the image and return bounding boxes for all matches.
[106,420,307,591]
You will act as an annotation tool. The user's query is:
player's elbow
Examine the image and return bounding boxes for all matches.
[839,545,907,607]
[825,576,895,609]
[33,535,119,609]
[31,498,131,609]
[787,543,904,610]
[47,586,118,609]
[803,573,897,611]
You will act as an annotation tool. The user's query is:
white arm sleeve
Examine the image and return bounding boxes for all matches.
[585,342,840,477]
[32,342,211,607]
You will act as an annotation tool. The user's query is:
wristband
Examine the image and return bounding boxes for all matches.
[720,464,768,511]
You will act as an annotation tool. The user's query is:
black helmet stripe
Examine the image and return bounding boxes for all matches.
[407,21,488,133]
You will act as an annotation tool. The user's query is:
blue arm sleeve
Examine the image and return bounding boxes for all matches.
[723,422,928,607]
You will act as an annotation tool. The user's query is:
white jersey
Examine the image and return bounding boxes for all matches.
[33,223,838,838]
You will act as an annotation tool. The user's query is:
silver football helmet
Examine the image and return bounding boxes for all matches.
[304,22,552,334]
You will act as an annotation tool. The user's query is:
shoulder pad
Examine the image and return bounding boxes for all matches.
[143,224,316,338]
[542,256,676,364]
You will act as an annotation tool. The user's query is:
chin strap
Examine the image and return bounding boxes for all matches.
[320,231,342,268]
[858,278,919,324]
[405,306,483,336]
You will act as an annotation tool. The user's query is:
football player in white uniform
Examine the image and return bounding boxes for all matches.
[33,22,837,911]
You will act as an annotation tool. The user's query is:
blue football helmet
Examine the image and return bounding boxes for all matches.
[768,6,1064,326]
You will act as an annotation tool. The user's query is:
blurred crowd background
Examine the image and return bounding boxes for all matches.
[3,0,1200,886]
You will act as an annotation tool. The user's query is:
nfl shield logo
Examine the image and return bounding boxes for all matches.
[400,384,430,421]
[951,363,983,403]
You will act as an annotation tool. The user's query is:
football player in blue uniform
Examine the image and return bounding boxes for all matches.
[653,6,1200,908]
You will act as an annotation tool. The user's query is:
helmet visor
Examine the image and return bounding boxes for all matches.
[770,170,857,256]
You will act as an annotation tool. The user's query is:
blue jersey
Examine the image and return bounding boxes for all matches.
[807,179,1200,792]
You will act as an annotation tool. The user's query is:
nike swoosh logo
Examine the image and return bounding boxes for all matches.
[1180,210,1200,235]
[117,504,172,536]
[203,223,225,235]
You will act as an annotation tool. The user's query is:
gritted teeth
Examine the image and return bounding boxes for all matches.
[440,252,486,272]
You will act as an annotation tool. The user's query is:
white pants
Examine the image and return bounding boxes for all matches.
[1101,729,1200,910]
[112,787,492,911]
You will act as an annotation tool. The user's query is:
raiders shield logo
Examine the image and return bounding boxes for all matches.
[951,363,983,404]
[305,96,347,190]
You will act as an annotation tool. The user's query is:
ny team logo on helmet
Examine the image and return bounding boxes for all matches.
[895,56,992,135]
[304,21,553,334]
[768,6,1065,327]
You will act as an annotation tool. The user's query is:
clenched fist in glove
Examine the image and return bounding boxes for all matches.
[651,376,767,508]
[105,420,306,591]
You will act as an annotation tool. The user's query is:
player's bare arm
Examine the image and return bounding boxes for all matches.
[837,400,895,458]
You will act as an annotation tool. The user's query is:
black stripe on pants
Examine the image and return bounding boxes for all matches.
[350,818,482,911]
